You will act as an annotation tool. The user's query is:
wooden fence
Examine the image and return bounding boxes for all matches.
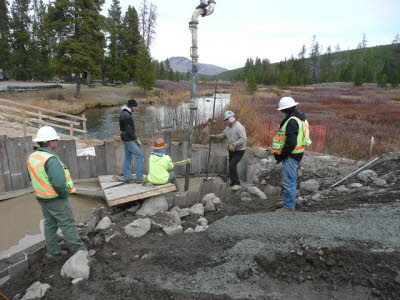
[0,134,242,195]
[0,98,87,139]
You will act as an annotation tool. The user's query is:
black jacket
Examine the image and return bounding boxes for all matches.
[275,108,306,163]
[119,105,137,141]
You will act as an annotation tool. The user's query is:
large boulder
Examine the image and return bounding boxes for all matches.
[246,186,267,200]
[61,250,90,279]
[95,216,112,232]
[124,218,151,238]
[151,211,182,236]
[373,178,386,187]
[136,195,168,216]
[300,179,320,195]
[357,169,378,184]
[204,202,216,212]
[21,282,50,300]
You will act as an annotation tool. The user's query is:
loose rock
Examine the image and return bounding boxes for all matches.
[204,202,216,212]
[105,231,121,243]
[202,193,217,205]
[124,218,151,238]
[179,208,190,218]
[184,228,195,234]
[349,183,363,189]
[300,179,320,195]
[335,185,349,193]
[61,250,90,279]
[190,203,204,216]
[136,195,168,216]
[241,197,253,202]
[246,186,267,200]
[357,169,378,183]
[373,178,386,187]
[197,217,208,227]
[127,204,141,214]
[71,278,84,285]
[21,282,50,300]
[195,225,208,232]
[95,216,112,232]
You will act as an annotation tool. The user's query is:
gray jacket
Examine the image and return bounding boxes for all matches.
[215,121,247,151]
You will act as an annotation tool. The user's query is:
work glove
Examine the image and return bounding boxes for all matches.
[134,139,142,147]
[229,145,236,152]
[209,135,217,140]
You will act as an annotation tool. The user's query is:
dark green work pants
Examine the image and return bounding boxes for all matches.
[37,197,86,257]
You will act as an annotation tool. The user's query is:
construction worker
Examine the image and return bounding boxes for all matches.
[27,126,86,258]
[210,111,247,191]
[272,97,312,211]
[146,138,179,191]
[119,99,144,183]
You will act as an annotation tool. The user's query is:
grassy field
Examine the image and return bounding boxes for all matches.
[239,85,400,160]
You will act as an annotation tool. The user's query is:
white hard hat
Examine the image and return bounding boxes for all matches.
[224,110,235,120]
[33,126,60,142]
[277,97,299,111]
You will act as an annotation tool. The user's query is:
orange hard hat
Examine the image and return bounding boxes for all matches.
[152,138,166,149]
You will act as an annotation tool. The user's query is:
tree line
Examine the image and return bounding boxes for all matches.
[0,0,179,97]
[218,34,400,93]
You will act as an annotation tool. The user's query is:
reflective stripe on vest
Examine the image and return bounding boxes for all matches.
[271,116,311,155]
[27,151,75,199]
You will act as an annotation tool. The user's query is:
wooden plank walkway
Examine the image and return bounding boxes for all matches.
[99,175,176,207]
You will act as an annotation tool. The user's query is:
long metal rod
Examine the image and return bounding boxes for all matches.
[331,155,382,188]
[206,81,218,180]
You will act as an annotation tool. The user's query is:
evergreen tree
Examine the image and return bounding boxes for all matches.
[0,0,10,75]
[134,43,155,92]
[47,0,106,97]
[167,68,174,81]
[158,62,165,79]
[9,0,32,80]
[31,0,51,80]
[121,5,141,82]
[245,69,257,94]
[106,0,123,82]
[309,35,320,83]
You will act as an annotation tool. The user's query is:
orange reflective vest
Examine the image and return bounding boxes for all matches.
[27,151,76,199]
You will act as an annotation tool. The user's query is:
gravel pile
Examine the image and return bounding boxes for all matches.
[208,205,400,252]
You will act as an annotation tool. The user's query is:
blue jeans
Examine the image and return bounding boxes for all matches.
[282,157,300,209]
[123,141,144,180]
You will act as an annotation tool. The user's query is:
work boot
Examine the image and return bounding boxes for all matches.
[231,185,241,191]
[45,250,68,261]
[113,174,124,182]
[135,178,144,184]
[123,178,135,184]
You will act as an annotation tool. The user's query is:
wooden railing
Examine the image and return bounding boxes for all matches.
[0,98,87,139]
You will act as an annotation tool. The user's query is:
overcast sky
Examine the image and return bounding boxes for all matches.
[104,0,400,70]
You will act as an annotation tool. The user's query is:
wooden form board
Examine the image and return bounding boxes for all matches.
[98,175,176,207]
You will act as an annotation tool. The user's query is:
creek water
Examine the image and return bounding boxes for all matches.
[0,190,104,259]
[84,94,230,139]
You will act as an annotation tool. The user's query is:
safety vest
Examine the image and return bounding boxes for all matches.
[27,151,76,199]
[147,153,174,185]
[272,117,312,155]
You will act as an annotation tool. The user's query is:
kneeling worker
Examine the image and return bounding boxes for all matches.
[27,126,87,259]
[210,111,247,191]
[146,138,179,191]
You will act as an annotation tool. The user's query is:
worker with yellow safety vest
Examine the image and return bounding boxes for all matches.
[27,126,86,259]
[271,97,312,211]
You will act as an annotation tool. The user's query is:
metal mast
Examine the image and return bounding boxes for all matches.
[185,0,216,191]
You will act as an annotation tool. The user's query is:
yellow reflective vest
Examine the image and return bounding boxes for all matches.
[27,151,76,199]
[272,117,312,155]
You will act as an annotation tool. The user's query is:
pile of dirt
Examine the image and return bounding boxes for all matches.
[256,245,400,299]
[3,153,400,300]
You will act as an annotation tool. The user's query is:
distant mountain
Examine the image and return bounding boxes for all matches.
[166,57,228,76]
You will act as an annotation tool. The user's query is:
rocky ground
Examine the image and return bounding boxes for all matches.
[2,152,400,300]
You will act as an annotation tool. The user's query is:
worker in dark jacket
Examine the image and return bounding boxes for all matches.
[272,97,312,211]
[119,99,144,183]
[27,126,86,258]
